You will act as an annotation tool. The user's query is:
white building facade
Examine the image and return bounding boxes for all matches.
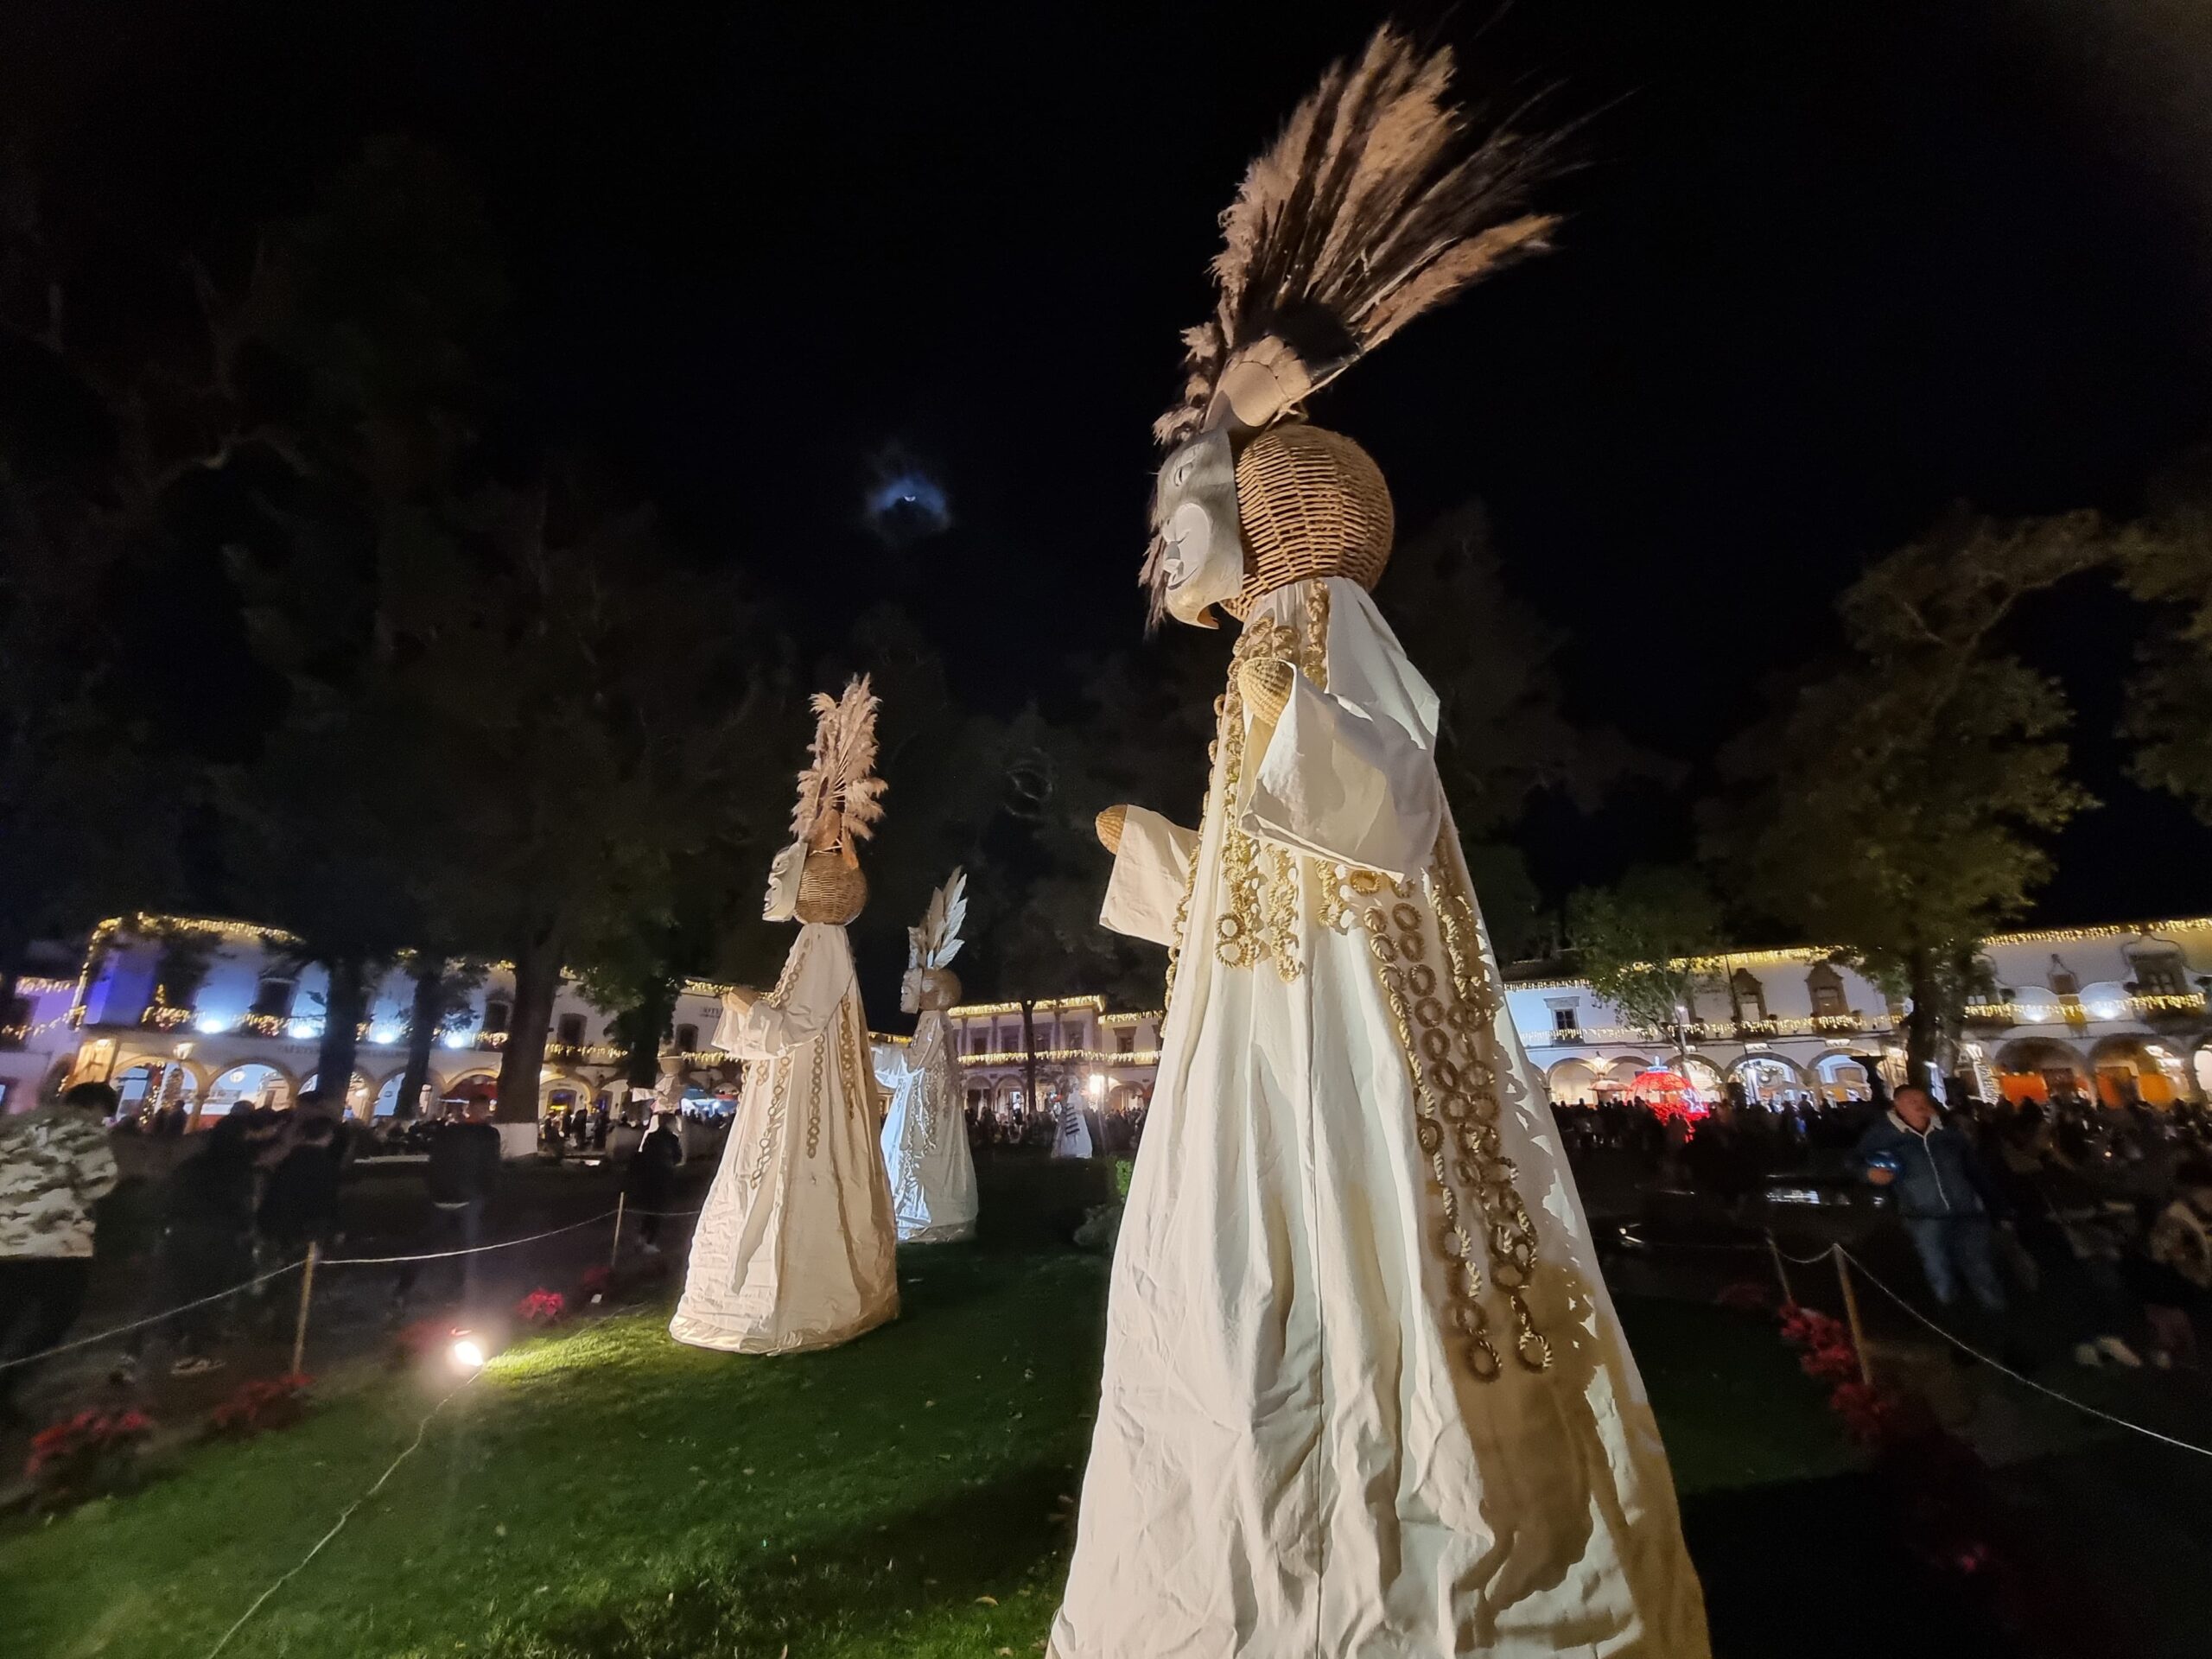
[27,915,740,1123]
[12,913,2209,1123]
[1516,919,2212,1111]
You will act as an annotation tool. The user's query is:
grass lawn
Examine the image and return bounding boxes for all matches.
[3,1233,1858,1659]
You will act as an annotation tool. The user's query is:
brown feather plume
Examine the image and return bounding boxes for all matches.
[1153,22,1560,448]
[791,675,887,849]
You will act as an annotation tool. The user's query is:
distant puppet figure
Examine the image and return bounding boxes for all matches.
[669,678,899,1355]
[1048,1089,1095,1160]
[874,869,981,1243]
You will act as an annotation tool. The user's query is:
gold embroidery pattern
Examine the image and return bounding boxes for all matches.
[1363,866,1551,1378]
[747,1052,794,1192]
[833,997,868,1147]
[805,1028,828,1160]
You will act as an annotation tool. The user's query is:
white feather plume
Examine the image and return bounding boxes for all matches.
[791,674,887,848]
[908,867,968,971]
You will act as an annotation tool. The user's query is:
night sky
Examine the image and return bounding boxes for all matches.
[11,1,2212,927]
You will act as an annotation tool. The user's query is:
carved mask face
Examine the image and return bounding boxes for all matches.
[899,966,922,1015]
[762,838,807,923]
[1154,429,1244,628]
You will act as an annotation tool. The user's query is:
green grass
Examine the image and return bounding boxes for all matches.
[2,1234,1850,1659]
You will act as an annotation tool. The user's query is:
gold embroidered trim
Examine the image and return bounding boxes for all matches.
[747,1052,794,1192]
[1363,855,1551,1378]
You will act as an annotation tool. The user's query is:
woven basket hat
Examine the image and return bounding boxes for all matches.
[915,966,963,1009]
[1221,423,1395,621]
[795,849,868,925]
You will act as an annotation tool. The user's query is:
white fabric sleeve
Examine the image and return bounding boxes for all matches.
[716,931,850,1058]
[872,1042,911,1090]
[1098,806,1199,946]
[1239,667,1442,881]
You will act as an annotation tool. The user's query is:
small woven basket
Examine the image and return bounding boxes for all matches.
[795,851,868,925]
[1224,423,1395,620]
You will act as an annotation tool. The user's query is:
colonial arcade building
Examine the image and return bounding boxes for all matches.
[39,915,738,1123]
[1520,918,2212,1111]
[7,912,2209,1123]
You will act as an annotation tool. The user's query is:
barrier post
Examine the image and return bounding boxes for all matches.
[290,1243,319,1375]
[1833,1247,1874,1386]
[607,1192,626,1270]
[1765,1231,1794,1306]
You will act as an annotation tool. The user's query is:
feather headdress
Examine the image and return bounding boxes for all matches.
[791,675,887,853]
[907,868,969,973]
[1153,22,1560,449]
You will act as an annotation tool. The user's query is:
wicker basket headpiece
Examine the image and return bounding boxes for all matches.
[1221,423,1395,620]
[795,850,868,925]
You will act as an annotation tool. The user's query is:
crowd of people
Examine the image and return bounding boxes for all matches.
[1554,1080,2212,1370]
[0,1087,560,1419]
[962,1095,1147,1154]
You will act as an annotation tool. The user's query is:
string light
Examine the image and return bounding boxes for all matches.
[957,1048,1162,1067]
[945,995,1107,1019]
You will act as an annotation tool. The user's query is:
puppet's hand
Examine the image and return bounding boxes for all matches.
[1096,805,1128,855]
[721,987,759,1019]
[1237,657,1295,726]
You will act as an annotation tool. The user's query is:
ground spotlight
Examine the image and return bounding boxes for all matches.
[449,1334,487,1372]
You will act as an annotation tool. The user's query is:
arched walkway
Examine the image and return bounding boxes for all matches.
[1993,1037,2090,1105]
[1546,1058,1601,1105]
[1730,1052,1810,1109]
[1812,1050,1878,1105]
[2088,1033,2193,1108]
[114,1057,207,1122]
[302,1070,375,1117]
[204,1061,296,1116]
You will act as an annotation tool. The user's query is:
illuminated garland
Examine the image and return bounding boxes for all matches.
[957,1048,1162,1067]
[945,995,1107,1019]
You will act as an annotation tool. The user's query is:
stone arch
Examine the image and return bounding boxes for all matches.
[204,1059,298,1116]
[1546,1058,1601,1104]
[1730,1050,1810,1109]
[1680,1055,1727,1100]
[111,1052,211,1124]
[1811,1049,1879,1104]
[2088,1033,2191,1108]
[1993,1037,2090,1104]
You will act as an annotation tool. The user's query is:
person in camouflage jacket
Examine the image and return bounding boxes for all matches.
[0,1081,120,1416]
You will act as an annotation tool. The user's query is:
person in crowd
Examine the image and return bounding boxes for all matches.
[0,1081,122,1420]
[2132,1157,2212,1370]
[257,1114,344,1262]
[155,1112,260,1375]
[392,1099,504,1314]
[626,1109,686,1253]
[1854,1084,2008,1315]
[591,1101,611,1151]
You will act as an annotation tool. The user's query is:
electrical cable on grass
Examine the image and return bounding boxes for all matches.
[202,1372,477,1657]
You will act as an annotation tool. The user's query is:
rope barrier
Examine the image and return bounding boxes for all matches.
[1832,1246,2212,1461]
[2,1200,707,1373]
[203,1371,478,1656]
[0,1262,302,1373]
[316,1209,620,1267]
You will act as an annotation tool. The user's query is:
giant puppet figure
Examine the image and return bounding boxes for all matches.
[874,868,982,1243]
[1053,28,1711,1659]
[669,677,899,1355]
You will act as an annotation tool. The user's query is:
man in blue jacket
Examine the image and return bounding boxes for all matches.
[1854,1085,2007,1312]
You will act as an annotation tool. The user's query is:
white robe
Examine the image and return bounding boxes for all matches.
[874,1013,980,1243]
[1055,579,1709,1658]
[1051,1096,1096,1160]
[669,923,899,1354]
